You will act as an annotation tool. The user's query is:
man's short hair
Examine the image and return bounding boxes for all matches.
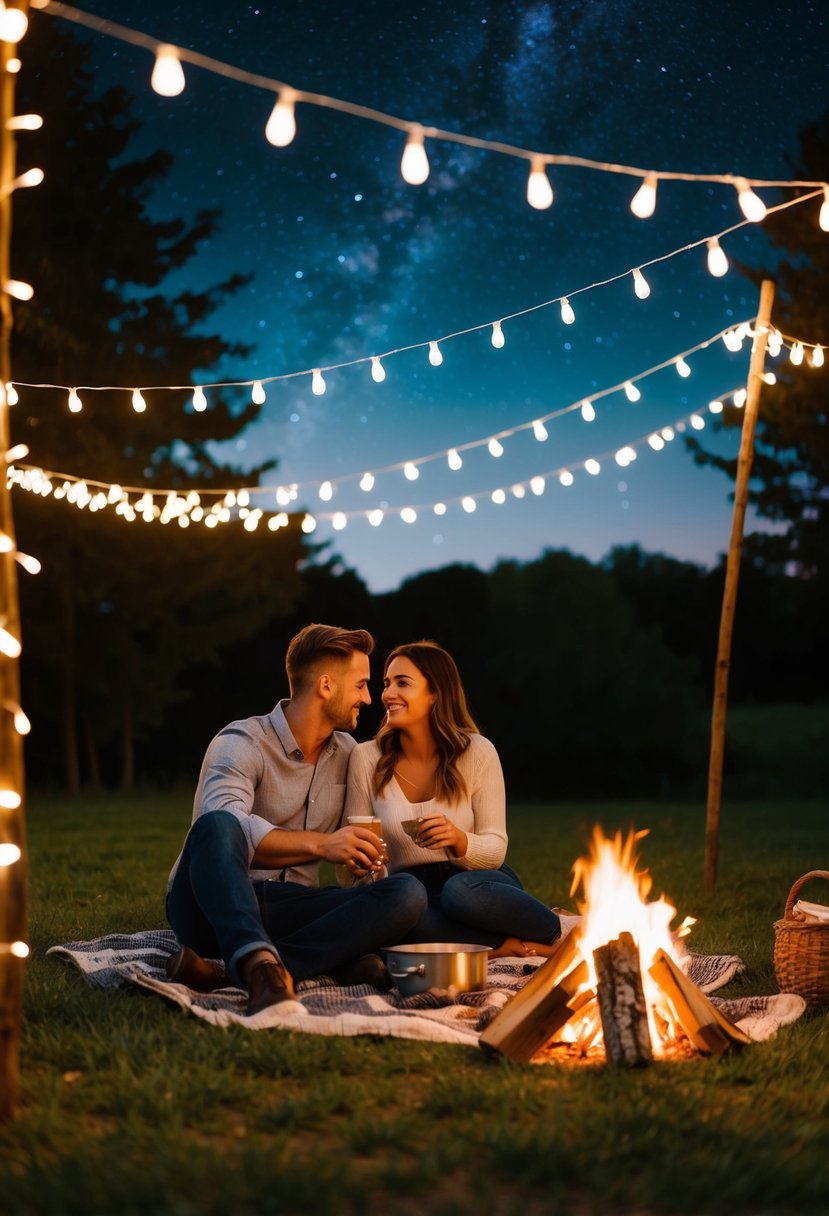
[285,623,375,694]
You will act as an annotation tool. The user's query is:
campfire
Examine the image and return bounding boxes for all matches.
[481,827,750,1066]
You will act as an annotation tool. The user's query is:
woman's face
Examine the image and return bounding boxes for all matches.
[382,656,436,730]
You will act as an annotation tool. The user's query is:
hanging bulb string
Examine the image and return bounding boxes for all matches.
[34,2,829,196]
[8,187,821,402]
[8,389,746,529]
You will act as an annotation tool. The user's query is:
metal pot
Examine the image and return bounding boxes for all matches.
[385,942,490,997]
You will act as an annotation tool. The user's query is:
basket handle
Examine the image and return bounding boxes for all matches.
[784,870,829,918]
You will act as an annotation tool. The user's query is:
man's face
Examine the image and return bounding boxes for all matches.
[325,651,371,731]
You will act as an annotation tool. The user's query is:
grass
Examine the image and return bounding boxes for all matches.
[1,792,828,1215]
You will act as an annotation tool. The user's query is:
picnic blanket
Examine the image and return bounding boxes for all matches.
[47,923,807,1049]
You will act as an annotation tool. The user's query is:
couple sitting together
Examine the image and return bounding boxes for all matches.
[166,623,561,1016]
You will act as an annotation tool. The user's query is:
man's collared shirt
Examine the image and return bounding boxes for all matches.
[168,699,356,889]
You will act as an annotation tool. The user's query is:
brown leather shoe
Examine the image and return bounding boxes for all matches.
[245,958,297,1017]
[165,946,232,993]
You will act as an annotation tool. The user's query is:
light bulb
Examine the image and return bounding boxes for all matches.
[192,387,207,412]
[368,509,384,527]
[401,507,417,524]
[462,496,476,513]
[6,113,42,130]
[690,414,705,430]
[10,941,28,957]
[359,472,375,492]
[584,459,601,476]
[581,401,596,422]
[301,514,317,533]
[722,329,743,353]
[12,706,29,733]
[400,125,429,185]
[527,476,543,496]
[276,486,291,506]
[736,178,766,222]
[789,341,804,366]
[559,470,574,487]
[332,512,347,531]
[403,462,419,481]
[812,345,824,368]
[4,442,27,462]
[492,489,506,504]
[5,383,17,405]
[709,399,724,414]
[311,369,326,395]
[706,238,729,277]
[0,5,28,42]
[733,389,747,407]
[68,388,82,414]
[265,89,297,147]
[630,174,657,219]
[532,420,548,442]
[511,484,526,499]
[526,157,553,210]
[0,843,22,866]
[151,45,185,97]
[370,356,386,383]
[624,381,641,403]
[251,380,266,405]
[761,371,777,385]
[428,341,443,366]
[675,357,691,378]
[13,167,43,189]
[661,426,675,441]
[615,447,635,466]
[767,329,783,357]
[560,297,575,325]
[491,321,505,349]
[488,438,504,458]
[319,480,333,501]
[447,448,463,471]
[132,388,147,413]
[632,268,651,299]
[5,279,33,300]
[648,433,665,450]
[433,502,447,515]
[820,186,829,233]
[0,628,20,658]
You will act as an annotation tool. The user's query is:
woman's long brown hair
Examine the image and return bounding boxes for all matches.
[373,641,478,805]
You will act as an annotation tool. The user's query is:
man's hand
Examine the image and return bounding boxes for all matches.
[415,813,468,858]
[320,825,387,877]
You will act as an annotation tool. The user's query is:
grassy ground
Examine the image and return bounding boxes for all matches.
[2,793,828,1215]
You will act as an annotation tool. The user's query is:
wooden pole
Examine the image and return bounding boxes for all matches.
[0,3,32,1123]
[703,279,775,891]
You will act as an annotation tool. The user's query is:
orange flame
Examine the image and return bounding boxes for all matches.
[559,827,694,1055]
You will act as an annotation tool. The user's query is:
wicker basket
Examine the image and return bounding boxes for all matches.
[773,870,829,1006]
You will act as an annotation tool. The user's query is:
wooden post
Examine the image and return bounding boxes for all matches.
[0,4,32,1123]
[594,932,652,1067]
[703,279,775,892]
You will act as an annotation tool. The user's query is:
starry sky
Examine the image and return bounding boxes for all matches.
[36,0,829,590]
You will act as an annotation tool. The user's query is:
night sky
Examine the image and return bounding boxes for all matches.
[32,0,829,590]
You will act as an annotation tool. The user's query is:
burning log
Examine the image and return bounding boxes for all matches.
[648,949,751,1055]
[594,932,653,1067]
[479,931,594,1063]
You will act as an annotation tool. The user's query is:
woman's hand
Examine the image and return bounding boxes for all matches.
[416,814,468,857]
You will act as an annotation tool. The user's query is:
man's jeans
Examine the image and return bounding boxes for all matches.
[397,861,561,948]
[166,810,427,984]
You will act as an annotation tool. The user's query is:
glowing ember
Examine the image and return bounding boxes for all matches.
[558,827,695,1055]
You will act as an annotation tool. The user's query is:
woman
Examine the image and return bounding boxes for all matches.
[343,640,561,957]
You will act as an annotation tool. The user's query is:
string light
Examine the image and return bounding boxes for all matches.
[511,484,526,499]
[192,386,207,412]
[368,508,384,526]
[68,388,82,413]
[318,480,333,501]
[301,514,317,533]
[559,470,574,487]
[0,788,21,808]
[0,3,28,42]
[790,341,804,366]
[821,186,829,232]
[624,381,641,402]
[581,402,596,422]
[767,329,783,357]
[265,88,297,147]
[403,462,419,481]
[733,388,747,407]
[433,502,447,515]
[526,156,553,209]
[251,380,266,405]
[675,357,691,378]
[760,371,776,385]
[491,489,506,504]
[709,399,724,413]
[532,420,548,441]
[491,321,505,349]
[428,341,443,366]
[706,238,729,277]
[1,942,29,958]
[812,345,824,368]
[736,178,767,222]
[447,449,463,471]
[584,459,601,476]
[462,496,476,513]
[400,507,417,523]
[359,472,375,492]
[630,174,657,219]
[151,44,185,96]
[4,383,17,405]
[648,433,665,451]
[5,112,42,130]
[560,297,575,325]
[632,268,651,299]
[0,844,22,866]
[4,279,33,300]
[487,439,504,458]
[131,388,147,413]
[400,125,429,185]
[530,476,545,495]
[311,369,326,396]
[2,166,44,194]
[3,443,27,462]
[370,356,386,383]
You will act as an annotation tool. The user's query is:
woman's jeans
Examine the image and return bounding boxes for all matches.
[396,861,561,948]
[166,810,427,984]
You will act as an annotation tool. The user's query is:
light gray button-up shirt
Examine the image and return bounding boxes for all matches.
[168,699,356,889]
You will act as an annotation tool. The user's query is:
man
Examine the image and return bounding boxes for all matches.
[165,623,427,1016]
